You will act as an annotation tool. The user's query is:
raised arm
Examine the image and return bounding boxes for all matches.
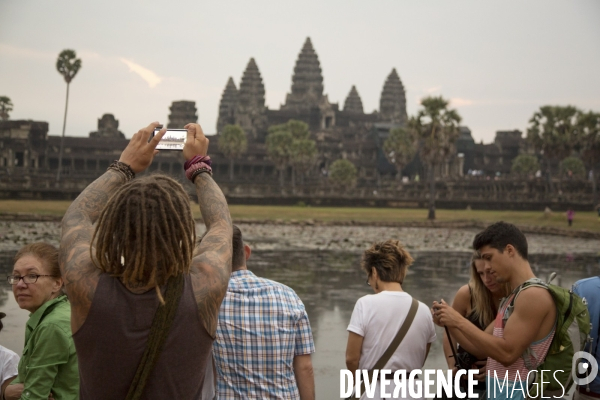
[59,122,165,331]
[184,123,233,338]
[434,288,555,366]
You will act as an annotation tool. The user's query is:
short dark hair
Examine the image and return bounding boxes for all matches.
[473,221,528,260]
[361,239,414,284]
[232,225,245,270]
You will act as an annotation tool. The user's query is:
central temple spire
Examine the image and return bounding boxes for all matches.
[379,68,407,125]
[283,37,324,110]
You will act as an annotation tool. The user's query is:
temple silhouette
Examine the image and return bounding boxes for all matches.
[0,38,592,209]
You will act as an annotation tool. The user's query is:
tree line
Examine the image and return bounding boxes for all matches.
[2,47,598,218]
[218,99,599,219]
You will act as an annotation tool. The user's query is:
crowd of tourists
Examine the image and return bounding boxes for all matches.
[0,122,598,400]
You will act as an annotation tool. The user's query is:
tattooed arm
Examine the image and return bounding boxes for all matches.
[184,123,233,338]
[59,122,166,333]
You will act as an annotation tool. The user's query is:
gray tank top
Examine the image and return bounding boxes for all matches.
[73,273,212,399]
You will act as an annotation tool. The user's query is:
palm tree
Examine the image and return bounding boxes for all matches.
[56,49,82,182]
[0,96,13,121]
[267,120,317,190]
[383,127,416,181]
[526,105,579,193]
[218,124,248,181]
[408,96,461,220]
[578,111,600,206]
[266,129,293,188]
[289,138,317,189]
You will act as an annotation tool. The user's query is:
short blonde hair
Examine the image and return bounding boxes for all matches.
[361,239,414,284]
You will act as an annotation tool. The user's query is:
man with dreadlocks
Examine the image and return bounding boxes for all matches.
[59,122,232,399]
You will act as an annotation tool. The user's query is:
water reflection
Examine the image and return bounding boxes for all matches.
[246,250,599,399]
[0,250,598,399]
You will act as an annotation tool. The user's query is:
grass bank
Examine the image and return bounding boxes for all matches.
[0,200,598,233]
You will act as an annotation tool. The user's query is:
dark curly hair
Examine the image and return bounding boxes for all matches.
[472,221,528,260]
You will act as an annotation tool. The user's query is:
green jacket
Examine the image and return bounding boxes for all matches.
[11,295,79,399]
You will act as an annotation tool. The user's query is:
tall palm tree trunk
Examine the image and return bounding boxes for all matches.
[56,82,70,183]
[592,168,598,209]
[428,166,436,220]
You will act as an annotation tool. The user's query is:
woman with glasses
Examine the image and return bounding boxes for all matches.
[4,243,79,400]
[345,240,436,399]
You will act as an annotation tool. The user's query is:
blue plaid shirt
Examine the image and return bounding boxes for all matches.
[213,270,315,399]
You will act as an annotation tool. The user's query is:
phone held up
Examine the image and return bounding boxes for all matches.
[152,125,186,151]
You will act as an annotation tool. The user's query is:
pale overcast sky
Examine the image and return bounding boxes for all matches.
[1,0,599,143]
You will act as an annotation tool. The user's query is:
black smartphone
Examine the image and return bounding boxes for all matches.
[152,126,187,151]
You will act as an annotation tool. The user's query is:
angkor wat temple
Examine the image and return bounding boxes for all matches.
[0,38,593,210]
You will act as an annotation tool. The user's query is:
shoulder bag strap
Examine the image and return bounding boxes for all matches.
[372,297,420,371]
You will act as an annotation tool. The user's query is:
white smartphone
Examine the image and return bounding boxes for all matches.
[153,126,187,151]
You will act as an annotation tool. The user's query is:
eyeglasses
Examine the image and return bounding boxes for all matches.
[7,274,54,285]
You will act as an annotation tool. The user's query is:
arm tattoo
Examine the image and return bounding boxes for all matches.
[59,170,127,331]
[190,173,233,338]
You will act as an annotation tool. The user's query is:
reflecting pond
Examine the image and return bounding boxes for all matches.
[0,250,598,399]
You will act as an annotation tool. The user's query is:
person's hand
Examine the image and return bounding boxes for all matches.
[4,383,24,400]
[432,300,463,328]
[183,123,209,162]
[118,122,166,174]
[473,360,487,381]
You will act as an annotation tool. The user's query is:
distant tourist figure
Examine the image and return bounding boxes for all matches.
[59,122,233,398]
[596,204,600,221]
[441,252,510,398]
[5,243,79,400]
[572,275,600,400]
[212,225,315,399]
[346,240,436,399]
[432,222,557,400]
[567,208,575,227]
[0,313,19,399]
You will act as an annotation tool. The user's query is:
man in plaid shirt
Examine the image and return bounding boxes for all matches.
[212,226,315,399]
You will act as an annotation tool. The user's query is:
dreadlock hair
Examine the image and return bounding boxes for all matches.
[468,251,511,328]
[361,239,414,284]
[92,174,195,303]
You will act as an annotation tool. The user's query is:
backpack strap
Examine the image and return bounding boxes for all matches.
[502,279,551,371]
[502,279,546,323]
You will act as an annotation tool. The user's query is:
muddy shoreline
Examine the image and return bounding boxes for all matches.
[1,218,598,255]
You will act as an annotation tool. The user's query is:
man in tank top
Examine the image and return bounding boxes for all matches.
[433,222,556,400]
[59,122,232,399]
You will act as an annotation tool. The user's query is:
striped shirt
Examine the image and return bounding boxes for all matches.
[486,289,555,400]
[213,270,315,399]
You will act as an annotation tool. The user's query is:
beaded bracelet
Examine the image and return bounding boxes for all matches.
[184,155,212,171]
[108,160,135,182]
[185,161,213,182]
[190,167,212,183]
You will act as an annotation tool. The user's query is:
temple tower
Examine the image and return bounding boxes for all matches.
[283,37,324,110]
[167,101,198,128]
[89,114,125,138]
[343,86,364,114]
[216,77,239,133]
[379,69,407,125]
[236,58,267,140]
